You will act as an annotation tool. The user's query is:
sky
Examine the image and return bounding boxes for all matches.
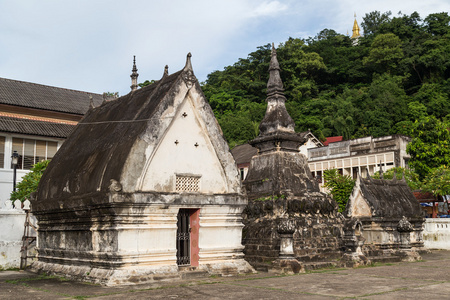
[1,1,449,97]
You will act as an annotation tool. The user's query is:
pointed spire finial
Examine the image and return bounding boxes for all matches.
[351,13,361,39]
[184,52,193,71]
[89,95,95,109]
[181,52,197,88]
[267,43,284,96]
[255,42,296,138]
[130,55,139,92]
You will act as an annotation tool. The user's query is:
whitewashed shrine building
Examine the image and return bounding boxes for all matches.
[31,54,253,285]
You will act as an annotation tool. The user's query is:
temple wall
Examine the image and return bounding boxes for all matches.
[423,219,450,249]
[242,198,344,267]
[358,218,424,257]
[0,200,36,269]
[0,200,26,269]
[32,196,252,284]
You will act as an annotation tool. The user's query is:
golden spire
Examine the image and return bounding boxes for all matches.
[351,13,361,39]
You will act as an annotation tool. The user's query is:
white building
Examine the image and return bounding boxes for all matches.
[0,77,104,200]
[308,135,411,183]
[31,54,254,285]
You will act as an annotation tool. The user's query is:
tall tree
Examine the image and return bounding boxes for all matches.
[361,11,392,35]
[407,116,450,180]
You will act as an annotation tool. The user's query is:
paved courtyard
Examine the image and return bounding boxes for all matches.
[1,250,450,299]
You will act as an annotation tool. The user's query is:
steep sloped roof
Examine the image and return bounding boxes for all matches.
[347,176,423,218]
[231,144,257,165]
[38,69,180,200]
[0,77,103,114]
[36,55,238,204]
[0,116,75,138]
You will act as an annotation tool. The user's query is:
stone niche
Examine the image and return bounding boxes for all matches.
[345,175,425,261]
[31,54,254,285]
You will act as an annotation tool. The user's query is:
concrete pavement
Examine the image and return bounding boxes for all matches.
[1,250,450,299]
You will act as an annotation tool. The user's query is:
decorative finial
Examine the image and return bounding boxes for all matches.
[163,65,169,77]
[130,55,139,92]
[89,95,95,109]
[379,161,383,179]
[267,43,284,96]
[256,42,295,137]
[184,52,193,71]
[182,52,196,88]
[351,14,361,40]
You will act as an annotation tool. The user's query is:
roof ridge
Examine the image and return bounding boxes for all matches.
[0,77,102,96]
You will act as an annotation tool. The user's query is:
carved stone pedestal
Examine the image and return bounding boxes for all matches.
[343,220,368,267]
[272,218,304,274]
[278,219,295,259]
[396,216,421,261]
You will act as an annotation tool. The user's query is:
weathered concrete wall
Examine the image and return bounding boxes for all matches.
[357,217,424,257]
[0,169,29,202]
[243,196,343,266]
[31,192,252,285]
[423,219,450,249]
[0,200,35,269]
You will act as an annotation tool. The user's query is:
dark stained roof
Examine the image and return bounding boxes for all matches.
[0,77,103,115]
[36,53,237,205]
[231,144,257,165]
[351,176,423,218]
[38,71,177,200]
[0,116,75,138]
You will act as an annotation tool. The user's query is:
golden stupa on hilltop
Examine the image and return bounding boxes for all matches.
[351,13,361,39]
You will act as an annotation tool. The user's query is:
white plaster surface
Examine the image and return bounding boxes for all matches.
[423,218,450,249]
[0,169,29,202]
[140,95,228,194]
[0,203,26,268]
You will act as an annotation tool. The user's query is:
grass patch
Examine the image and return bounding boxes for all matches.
[5,274,65,284]
[356,261,397,269]
[0,267,21,271]
[306,267,347,274]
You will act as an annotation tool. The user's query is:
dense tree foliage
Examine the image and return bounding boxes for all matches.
[421,166,450,196]
[323,169,355,212]
[10,160,49,201]
[198,11,450,149]
[407,116,450,180]
[372,167,421,190]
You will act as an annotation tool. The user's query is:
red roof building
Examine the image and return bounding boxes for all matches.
[323,136,343,146]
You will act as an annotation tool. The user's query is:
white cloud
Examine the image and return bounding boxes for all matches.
[0,0,448,96]
[249,1,288,18]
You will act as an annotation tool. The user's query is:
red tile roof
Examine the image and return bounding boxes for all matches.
[323,136,343,146]
[413,191,436,202]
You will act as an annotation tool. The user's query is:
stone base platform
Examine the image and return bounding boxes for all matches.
[30,259,255,286]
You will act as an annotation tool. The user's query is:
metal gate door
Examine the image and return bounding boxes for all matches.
[176,209,190,265]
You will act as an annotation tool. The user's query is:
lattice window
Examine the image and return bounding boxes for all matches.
[12,138,58,170]
[176,175,200,192]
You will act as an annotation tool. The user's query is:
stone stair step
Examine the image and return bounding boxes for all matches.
[368,256,403,264]
[303,261,338,271]
[179,270,210,280]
